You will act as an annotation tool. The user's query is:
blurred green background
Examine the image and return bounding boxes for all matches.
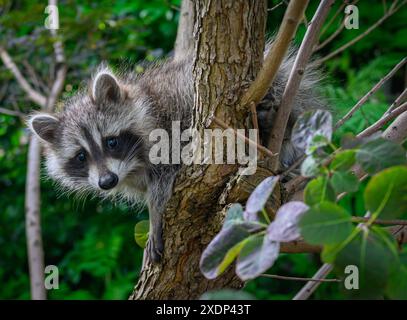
[0,0,406,299]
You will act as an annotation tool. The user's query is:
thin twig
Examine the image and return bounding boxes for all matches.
[357,101,407,138]
[386,87,407,114]
[0,47,46,107]
[211,116,277,160]
[316,0,406,64]
[250,101,260,144]
[261,273,341,282]
[352,216,407,226]
[0,107,26,118]
[315,0,359,52]
[335,57,407,130]
[314,21,345,52]
[320,1,347,37]
[292,263,333,300]
[268,0,334,171]
[47,0,67,111]
[268,1,286,12]
[163,0,180,11]
[280,154,306,178]
[240,0,309,108]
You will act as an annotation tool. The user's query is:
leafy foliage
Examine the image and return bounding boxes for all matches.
[201,108,407,299]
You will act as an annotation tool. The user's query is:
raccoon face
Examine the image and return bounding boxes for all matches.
[28,68,152,200]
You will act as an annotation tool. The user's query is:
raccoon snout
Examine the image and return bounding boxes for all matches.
[98,172,119,190]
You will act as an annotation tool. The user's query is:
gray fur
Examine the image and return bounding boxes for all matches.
[28,44,325,262]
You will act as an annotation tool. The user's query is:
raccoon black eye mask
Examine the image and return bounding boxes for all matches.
[28,43,326,263]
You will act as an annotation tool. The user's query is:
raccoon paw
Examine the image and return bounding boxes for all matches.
[146,233,164,263]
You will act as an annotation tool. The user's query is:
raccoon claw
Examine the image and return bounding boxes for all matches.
[146,234,164,263]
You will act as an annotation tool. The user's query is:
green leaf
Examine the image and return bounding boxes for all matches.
[200,222,262,279]
[364,166,407,219]
[330,171,359,194]
[299,202,354,245]
[223,203,244,229]
[386,250,407,299]
[333,229,398,298]
[200,289,256,300]
[330,150,356,171]
[236,234,280,280]
[356,138,406,174]
[304,176,336,206]
[134,220,149,248]
[244,176,279,222]
[301,155,321,177]
[307,134,330,155]
[292,109,332,153]
[267,201,309,242]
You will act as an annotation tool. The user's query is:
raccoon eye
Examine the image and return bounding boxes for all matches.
[76,151,86,163]
[106,137,118,149]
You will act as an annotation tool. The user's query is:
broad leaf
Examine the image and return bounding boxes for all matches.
[134,220,149,248]
[244,176,279,221]
[330,171,359,194]
[356,138,406,174]
[200,222,262,279]
[267,201,309,242]
[292,109,332,153]
[223,203,244,229]
[333,229,398,298]
[301,155,320,177]
[329,150,356,171]
[364,166,407,219]
[236,234,280,280]
[304,176,336,206]
[307,134,330,155]
[386,250,407,299]
[299,202,354,245]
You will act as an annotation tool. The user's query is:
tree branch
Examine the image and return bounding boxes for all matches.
[314,0,359,52]
[24,136,45,300]
[335,57,407,130]
[240,0,309,108]
[382,110,407,143]
[387,87,407,114]
[292,263,333,300]
[0,47,46,107]
[174,0,195,61]
[267,0,335,171]
[23,0,67,300]
[261,273,341,282]
[47,0,67,111]
[357,101,407,138]
[0,107,26,118]
[316,0,406,64]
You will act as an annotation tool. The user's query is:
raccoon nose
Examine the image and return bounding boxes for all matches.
[98,172,118,190]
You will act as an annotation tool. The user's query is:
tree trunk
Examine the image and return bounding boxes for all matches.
[130,0,269,300]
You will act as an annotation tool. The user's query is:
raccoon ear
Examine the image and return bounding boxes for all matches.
[28,114,59,144]
[92,72,123,104]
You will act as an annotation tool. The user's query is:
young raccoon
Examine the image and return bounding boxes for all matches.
[28,48,325,263]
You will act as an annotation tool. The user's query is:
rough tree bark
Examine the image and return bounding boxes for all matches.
[130,0,270,300]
